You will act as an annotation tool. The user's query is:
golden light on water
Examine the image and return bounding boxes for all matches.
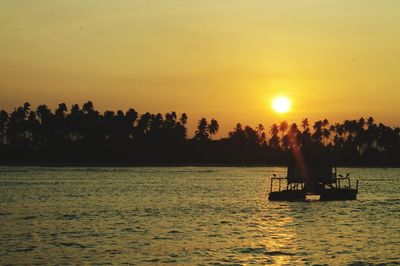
[272,96,291,114]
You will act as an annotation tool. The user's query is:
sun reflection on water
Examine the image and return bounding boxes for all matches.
[260,203,299,265]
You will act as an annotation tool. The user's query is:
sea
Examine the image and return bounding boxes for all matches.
[0,167,399,265]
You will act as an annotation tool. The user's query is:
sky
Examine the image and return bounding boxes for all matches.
[1,1,400,137]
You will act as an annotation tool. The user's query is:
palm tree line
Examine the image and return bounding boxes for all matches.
[0,102,399,165]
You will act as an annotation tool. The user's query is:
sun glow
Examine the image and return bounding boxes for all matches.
[272,96,291,113]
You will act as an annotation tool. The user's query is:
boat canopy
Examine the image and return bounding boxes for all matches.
[287,163,335,184]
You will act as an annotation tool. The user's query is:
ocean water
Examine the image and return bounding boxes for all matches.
[0,167,399,265]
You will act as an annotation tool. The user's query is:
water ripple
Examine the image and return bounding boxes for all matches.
[0,167,399,265]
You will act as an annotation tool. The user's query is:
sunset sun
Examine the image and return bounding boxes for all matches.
[272,96,291,113]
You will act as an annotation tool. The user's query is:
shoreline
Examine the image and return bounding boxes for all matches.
[0,162,399,168]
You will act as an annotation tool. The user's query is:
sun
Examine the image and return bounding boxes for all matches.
[272,96,291,113]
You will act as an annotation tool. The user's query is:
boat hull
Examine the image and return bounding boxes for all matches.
[319,188,358,201]
[268,190,306,201]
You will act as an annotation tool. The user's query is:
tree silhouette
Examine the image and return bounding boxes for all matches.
[208,119,219,140]
[279,121,288,136]
[0,102,399,165]
[194,118,209,142]
[180,113,188,125]
[256,124,267,146]
[269,123,280,149]
[288,123,299,149]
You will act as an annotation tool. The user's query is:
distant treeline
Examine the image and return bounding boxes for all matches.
[0,101,399,166]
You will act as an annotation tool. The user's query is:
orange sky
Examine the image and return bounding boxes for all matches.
[1,1,400,137]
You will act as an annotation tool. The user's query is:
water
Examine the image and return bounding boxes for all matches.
[0,167,399,265]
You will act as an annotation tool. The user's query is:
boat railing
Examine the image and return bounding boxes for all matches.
[270,177,305,193]
[325,176,359,192]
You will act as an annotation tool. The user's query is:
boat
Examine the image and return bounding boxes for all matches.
[268,158,358,201]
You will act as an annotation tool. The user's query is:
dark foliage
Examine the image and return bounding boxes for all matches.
[0,102,399,166]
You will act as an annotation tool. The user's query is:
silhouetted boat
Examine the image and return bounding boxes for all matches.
[268,162,358,201]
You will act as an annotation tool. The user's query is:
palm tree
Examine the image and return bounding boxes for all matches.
[125,108,138,140]
[312,120,324,145]
[54,103,68,144]
[194,118,209,142]
[256,124,266,145]
[269,123,279,136]
[180,113,188,125]
[82,101,94,114]
[279,121,288,136]
[208,118,219,140]
[244,126,259,146]
[288,123,299,149]
[299,118,311,147]
[256,124,264,135]
[171,111,177,120]
[269,123,280,148]
[36,104,55,145]
[322,119,330,145]
[125,108,138,125]
[165,112,177,129]
[23,102,30,116]
[366,117,377,150]
[55,103,67,118]
[172,119,188,142]
[279,121,288,147]
[36,105,51,121]
[136,112,152,137]
[301,118,309,131]
[27,111,39,146]
[289,123,298,134]
[149,113,163,138]
[229,123,245,144]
